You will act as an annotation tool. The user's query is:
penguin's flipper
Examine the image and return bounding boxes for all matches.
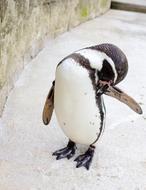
[42,81,55,125]
[104,85,143,114]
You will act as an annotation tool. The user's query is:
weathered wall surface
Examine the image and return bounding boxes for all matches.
[0,0,111,116]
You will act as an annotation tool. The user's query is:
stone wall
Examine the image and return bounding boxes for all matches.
[0,0,111,116]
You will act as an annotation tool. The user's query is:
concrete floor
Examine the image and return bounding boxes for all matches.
[0,9,146,190]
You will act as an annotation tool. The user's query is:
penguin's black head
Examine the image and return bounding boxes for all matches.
[91,43,128,85]
[93,44,142,115]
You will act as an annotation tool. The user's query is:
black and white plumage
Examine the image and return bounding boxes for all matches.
[43,43,142,170]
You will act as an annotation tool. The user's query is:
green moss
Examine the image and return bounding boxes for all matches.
[81,6,89,18]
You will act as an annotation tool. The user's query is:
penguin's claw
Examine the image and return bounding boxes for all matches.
[74,154,93,170]
[74,154,85,162]
[67,152,75,159]
[76,156,92,170]
[52,141,76,160]
[53,147,76,160]
[74,146,95,170]
[52,147,68,156]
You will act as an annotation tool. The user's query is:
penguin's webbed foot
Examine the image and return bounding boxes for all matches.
[52,140,76,160]
[74,146,95,170]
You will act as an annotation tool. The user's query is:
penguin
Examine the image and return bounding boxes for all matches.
[42,43,142,170]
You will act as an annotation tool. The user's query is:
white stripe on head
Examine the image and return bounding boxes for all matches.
[76,48,118,82]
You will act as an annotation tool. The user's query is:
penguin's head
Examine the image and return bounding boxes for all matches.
[95,43,128,86]
[95,43,142,115]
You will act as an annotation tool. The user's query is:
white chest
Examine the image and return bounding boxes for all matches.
[54,58,104,145]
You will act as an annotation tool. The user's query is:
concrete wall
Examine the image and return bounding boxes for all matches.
[0,0,111,116]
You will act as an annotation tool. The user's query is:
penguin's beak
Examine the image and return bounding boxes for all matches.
[104,85,143,114]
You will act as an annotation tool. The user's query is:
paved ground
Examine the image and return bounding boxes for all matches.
[0,9,146,190]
